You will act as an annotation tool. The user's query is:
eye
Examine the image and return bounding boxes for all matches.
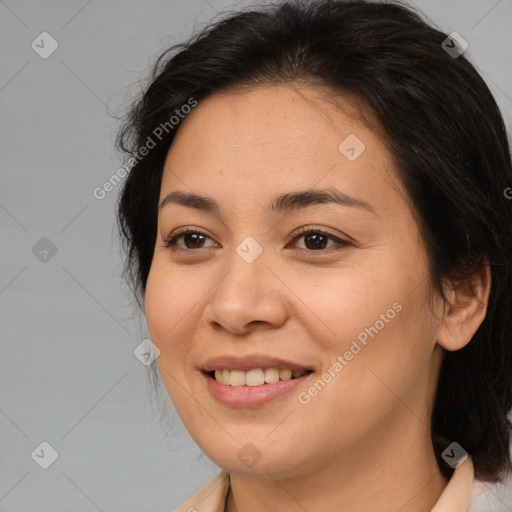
[287,226,352,253]
[163,228,217,251]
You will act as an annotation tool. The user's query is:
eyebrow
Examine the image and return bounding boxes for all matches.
[159,187,376,216]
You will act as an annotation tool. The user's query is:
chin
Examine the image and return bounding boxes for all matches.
[194,435,306,476]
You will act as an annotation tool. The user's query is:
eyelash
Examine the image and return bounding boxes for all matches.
[162,226,351,254]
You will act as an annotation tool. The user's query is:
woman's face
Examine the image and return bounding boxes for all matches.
[145,84,446,476]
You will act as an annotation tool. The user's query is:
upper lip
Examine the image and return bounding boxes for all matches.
[202,354,314,372]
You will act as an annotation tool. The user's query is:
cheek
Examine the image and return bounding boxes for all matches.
[297,262,434,408]
[144,264,192,361]
[144,268,169,345]
[144,265,197,411]
[292,263,401,354]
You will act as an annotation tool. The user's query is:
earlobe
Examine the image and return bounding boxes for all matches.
[436,260,492,352]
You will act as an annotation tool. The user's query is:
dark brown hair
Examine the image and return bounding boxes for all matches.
[116,0,512,483]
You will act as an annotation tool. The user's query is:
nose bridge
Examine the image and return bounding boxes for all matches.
[214,235,270,307]
[235,234,265,265]
[205,235,287,333]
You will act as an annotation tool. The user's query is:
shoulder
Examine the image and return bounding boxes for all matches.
[432,456,474,512]
[172,470,230,512]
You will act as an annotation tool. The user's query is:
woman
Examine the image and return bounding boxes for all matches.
[116,1,512,510]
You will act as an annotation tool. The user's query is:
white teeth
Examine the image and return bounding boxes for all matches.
[279,369,292,381]
[264,368,280,383]
[230,370,246,387]
[245,368,265,387]
[212,367,308,386]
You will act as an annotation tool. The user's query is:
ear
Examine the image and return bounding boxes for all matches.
[436,260,492,352]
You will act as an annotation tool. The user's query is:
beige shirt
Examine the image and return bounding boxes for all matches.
[173,456,474,512]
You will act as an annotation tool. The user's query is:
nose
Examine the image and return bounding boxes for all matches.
[203,248,289,336]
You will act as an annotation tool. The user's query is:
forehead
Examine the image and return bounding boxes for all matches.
[167,83,374,156]
[160,84,404,217]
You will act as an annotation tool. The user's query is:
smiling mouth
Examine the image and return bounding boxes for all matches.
[204,368,314,386]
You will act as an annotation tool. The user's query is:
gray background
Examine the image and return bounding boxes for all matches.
[1,0,511,510]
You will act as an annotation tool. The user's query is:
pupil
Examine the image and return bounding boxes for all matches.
[305,233,327,250]
[186,233,205,248]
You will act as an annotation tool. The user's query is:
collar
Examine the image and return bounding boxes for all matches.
[174,456,474,512]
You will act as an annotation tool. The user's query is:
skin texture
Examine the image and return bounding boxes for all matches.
[144,84,491,512]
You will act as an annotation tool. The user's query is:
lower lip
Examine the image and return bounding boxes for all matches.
[202,371,313,408]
